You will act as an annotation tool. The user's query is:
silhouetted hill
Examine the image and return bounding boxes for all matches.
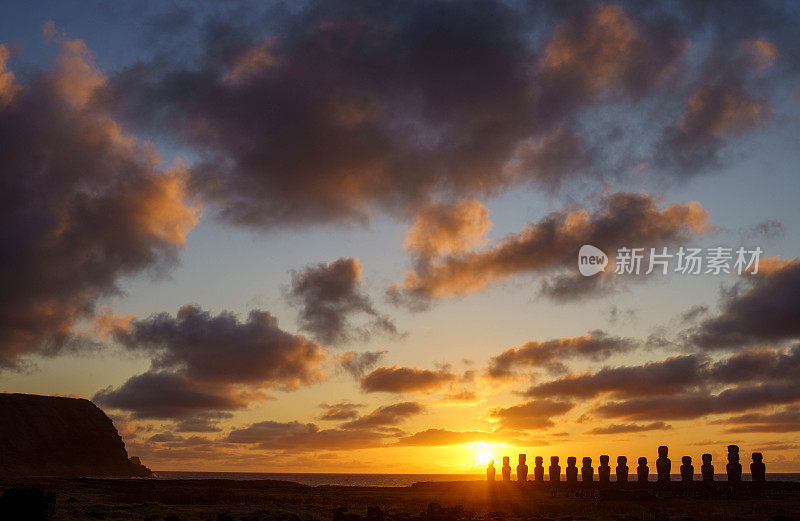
[0,393,151,477]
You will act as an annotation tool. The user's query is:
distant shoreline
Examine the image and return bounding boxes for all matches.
[152,471,800,487]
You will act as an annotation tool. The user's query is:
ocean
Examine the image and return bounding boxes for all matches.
[155,472,800,487]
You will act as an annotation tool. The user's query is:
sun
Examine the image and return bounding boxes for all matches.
[476,449,494,467]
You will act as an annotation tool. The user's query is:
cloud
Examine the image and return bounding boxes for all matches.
[596,383,800,421]
[394,428,548,447]
[441,389,480,404]
[680,83,772,138]
[539,4,685,99]
[0,45,20,106]
[288,258,399,345]
[585,421,671,435]
[486,331,637,379]
[739,38,778,72]
[339,401,423,429]
[388,191,710,307]
[606,305,637,325]
[656,83,772,176]
[94,305,326,419]
[487,399,575,430]
[712,408,800,433]
[360,365,458,393]
[111,2,695,229]
[0,31,199,369]
[523,354,709,399]
[403,199,492,258]
[523,345,800,423]
[174,412,233,433]
[112,0,544,227]
[94,371,254,420]
[225,420,389,451]
[502,128,593,192]
[317,402,364,421]
[526,345,800,399]
[336,350,387,379]
[740,219,784,240]
[679,304,709,323]
[685,259,800,349]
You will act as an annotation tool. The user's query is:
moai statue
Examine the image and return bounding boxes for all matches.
[637,457,649,484]
[701,454,714,483]
[656,446,671,484]
[726,445,742,483]
[517,454,529,482]
[616,456,629,484]
[502,456,512,481]
[598,455,611,485]
[549,456,561,484]
[487,460,496,481]
[566,457,578,485]
[581,457,594,483]
[534,456,544,482]
[751,452,766,483]
[680,456,694,483]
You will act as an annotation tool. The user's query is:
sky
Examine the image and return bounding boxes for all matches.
[1,0,799,473]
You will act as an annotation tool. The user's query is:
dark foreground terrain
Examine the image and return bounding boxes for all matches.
[1,478,798,521]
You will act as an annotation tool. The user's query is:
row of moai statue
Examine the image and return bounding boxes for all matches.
[486,445,766,484]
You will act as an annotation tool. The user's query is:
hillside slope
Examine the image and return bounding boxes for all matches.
[0,393,151,477]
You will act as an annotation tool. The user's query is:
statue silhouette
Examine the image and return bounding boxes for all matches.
[637,457,649,484]
[517,454,528,482]
[486,460,495,481]
[726,445,742,484]
[656,446,671,483]
[581,457,593,483]
[750,452,766,483]
[680,456,693,483]
[616,456,629,484]
[598,455,611,485]
[701,453,714,483]
[534,456,544,482]
[549,456,561,484]
[566,457,578,485]
[502,456,511,481]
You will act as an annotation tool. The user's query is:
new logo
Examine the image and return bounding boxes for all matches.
[578,244,608,277]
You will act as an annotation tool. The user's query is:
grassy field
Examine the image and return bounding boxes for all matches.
[1,478,798,521]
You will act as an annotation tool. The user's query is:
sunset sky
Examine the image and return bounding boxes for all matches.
[1,0,800,473]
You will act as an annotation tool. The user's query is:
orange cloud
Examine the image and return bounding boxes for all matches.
[680,83,772,138]
[0,30,200,368]
[395,428,548,447]
[93,308,135,339]
[403,199,492,258]
[360,365,458,393]
[487,399,575,430]
[486,332,636,379]
[585,421,671,435]
[541,4,685,97]
[740,38,778,71]
[224,38,277,84]
[390,192,710,304]
[44,22,106,109]
[0,44,20,106]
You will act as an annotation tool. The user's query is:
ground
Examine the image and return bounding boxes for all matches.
[0,478,798,521]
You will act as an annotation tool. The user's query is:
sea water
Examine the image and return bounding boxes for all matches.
[155,471,800,487]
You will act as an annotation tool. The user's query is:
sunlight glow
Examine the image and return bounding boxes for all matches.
[476,449,493,467]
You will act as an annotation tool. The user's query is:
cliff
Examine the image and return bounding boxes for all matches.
[0,393,152,477]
